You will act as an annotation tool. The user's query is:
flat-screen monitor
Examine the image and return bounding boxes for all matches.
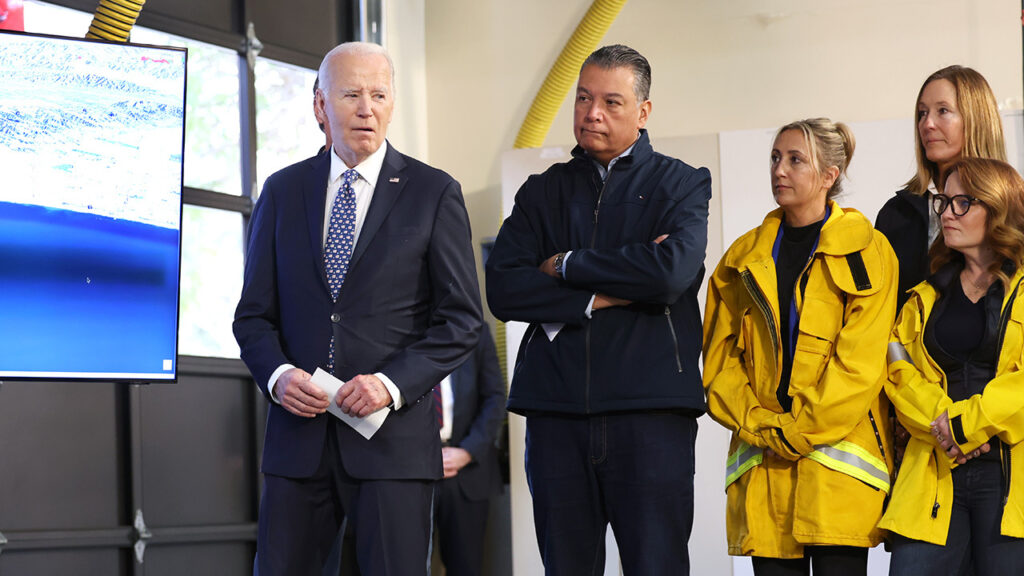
[0,30,186,382]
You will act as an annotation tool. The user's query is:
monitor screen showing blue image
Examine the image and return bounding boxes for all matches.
[0,30,186,381]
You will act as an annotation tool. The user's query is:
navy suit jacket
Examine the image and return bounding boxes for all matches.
[234,142,483,481]
[446,327,505,501]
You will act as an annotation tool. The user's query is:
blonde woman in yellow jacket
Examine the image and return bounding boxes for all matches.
[881,158,1024,575]
[703,118,898,576]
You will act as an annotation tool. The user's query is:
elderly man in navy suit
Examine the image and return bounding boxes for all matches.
[234,41,482,576]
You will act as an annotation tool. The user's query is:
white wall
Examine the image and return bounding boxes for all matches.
[382,0,427,161]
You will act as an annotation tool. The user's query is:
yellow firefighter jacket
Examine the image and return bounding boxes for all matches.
[703,202,897,558]
[879,265,1024,544]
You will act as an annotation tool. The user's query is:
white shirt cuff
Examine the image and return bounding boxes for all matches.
[267,363,296,404]
[376,372,403,410]
[562,250,573,280]
[585,294,596,319]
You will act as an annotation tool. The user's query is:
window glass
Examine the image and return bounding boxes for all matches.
[24,2,243,196]
[178,205,243,358]
[255,57,323,192]
[130,27,242,196]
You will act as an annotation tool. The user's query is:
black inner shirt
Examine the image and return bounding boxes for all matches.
[776,218,825,412]
[924,270,1003,461]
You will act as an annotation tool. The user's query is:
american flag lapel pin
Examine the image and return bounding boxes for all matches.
[389,177,400,183]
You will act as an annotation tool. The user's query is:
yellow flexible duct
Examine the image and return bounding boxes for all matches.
[513,0,628,149]
[85,0,146,42]
[497,0,627,381]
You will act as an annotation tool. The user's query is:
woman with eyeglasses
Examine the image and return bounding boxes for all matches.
[703,118,897,575]
[880,158,1024,575]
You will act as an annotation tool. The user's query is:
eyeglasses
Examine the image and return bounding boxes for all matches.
[931,194,983,217]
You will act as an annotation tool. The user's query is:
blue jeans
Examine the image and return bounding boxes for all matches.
[889,459,1024,576]
[525,412,697,576]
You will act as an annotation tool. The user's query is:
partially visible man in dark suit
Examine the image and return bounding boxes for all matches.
[433,325,505,576]
[234,41,482,576]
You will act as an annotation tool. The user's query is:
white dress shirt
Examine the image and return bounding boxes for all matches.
[268,142,405,409]
[439,375,454,442]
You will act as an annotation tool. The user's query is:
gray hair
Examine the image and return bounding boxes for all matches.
[318,41,395,94]
[581,44,651,104]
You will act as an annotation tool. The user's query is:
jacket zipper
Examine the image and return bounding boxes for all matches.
[868,409,887,461]
[584,173,611,414]
[664,306,683,372]
[908,295,946,519]
[740,269,780,375]
[512,323,539,383]
[1000,441,1012,506]
[993,276,1023,505]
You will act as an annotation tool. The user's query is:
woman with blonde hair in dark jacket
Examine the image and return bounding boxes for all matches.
[876,65,1006,313]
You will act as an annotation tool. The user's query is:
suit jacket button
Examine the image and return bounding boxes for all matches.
[330,313,341,323]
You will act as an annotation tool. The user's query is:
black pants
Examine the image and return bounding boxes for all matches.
[752,546,868,576]
[433,475,490,576]
[525,412,697,576]
[256,419,433,576]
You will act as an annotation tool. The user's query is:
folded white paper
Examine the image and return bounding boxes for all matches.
[310,368,389,440]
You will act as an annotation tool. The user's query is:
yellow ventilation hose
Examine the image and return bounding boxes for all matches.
[85,0,146,42]
[497,0,627,381]
[513,0,628,149]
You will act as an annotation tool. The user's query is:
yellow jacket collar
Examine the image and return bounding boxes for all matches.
[722,200,874,269]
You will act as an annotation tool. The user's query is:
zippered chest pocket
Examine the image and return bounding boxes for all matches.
[792,296,840,387]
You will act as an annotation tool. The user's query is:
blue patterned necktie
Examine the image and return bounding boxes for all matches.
[325,168,358,371]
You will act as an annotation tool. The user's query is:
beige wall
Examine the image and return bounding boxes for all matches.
[383,0,428,161]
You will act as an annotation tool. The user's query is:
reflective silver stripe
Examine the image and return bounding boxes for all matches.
[887,342,913,366]
[725,442,763,489]
[808,442,890,493]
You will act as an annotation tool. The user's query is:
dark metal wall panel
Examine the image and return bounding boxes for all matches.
[0,366,260,573]
[249,0,352,68]
[139,373,256,526]
[142,0,239,39]
[44,0,239,40]
[142,542,255,576]
[42,0,355,69]
[0,547,129,575]
[0,381,125,531]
